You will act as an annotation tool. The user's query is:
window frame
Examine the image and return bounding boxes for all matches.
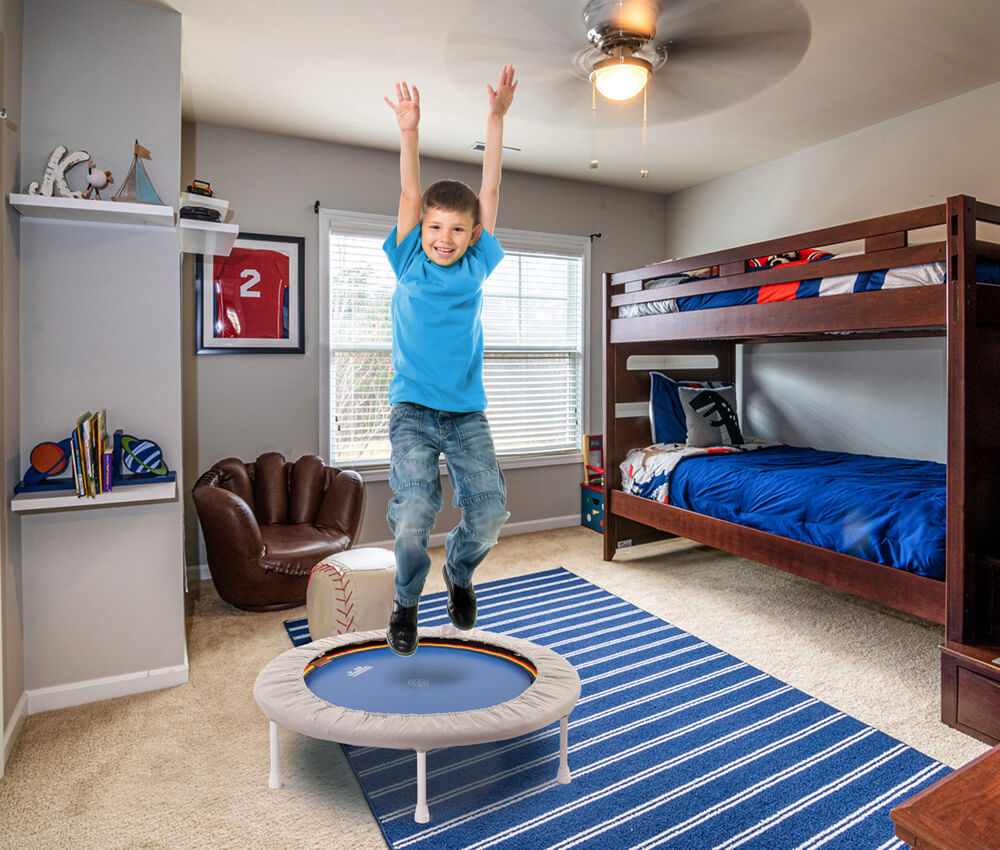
[318,207,591,481]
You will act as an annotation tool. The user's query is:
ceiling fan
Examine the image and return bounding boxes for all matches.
[445,0,811,125]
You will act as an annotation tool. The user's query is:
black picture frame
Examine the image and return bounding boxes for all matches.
[195,232,305,354]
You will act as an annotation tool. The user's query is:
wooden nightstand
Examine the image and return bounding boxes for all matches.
[890,743,1000,849]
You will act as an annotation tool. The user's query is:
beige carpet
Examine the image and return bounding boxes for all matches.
[0,526,989,849]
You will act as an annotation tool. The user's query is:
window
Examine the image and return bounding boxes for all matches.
[320,210,588,470]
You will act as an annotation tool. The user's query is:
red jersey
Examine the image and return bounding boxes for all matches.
[213,248,289,338]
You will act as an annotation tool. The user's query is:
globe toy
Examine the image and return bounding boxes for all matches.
[120,435,168,476]
[24,439,71,484]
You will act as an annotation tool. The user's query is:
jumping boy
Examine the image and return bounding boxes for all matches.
[381,65,518,656]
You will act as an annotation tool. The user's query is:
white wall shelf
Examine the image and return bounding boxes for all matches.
[11,481,177,513]
[179,219,239,256]
[8,193,175,227]
[180,191,228,215]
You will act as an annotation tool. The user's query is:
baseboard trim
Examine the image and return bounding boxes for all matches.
[344,514,583,554]
[3,690,29,771]
[189,515,581,582]
[26,657,189,715]
[501,514,581,539]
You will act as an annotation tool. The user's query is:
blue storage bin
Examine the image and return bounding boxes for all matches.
[581,484,604,533]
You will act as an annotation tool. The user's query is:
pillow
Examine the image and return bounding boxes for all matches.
[649,262,719,279]
[677,384,744,447]
[748,251,798,269]
[644,274,693,291]
[747,249,833,271]
[649,372,734,444]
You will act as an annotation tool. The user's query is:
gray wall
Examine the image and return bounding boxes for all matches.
[181,123,669,564]
[660,81,1000,463]
[18,0,184,693]
[1,0,23,745]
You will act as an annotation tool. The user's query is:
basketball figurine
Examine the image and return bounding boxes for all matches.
[23,439,72,485]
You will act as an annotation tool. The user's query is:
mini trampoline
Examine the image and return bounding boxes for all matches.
[254,626,581,823]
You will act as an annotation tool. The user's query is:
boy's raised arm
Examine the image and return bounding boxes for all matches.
[479,65,518,236]
[384,82,422,243]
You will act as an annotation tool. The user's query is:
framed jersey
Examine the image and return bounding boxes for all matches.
[195,233,305,354]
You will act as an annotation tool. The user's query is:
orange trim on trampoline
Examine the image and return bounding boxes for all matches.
[303,638,538,680]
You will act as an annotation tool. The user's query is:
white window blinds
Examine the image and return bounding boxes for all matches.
[324,211,586,466]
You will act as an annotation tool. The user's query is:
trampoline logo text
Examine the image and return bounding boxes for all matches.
[347,665,373,678]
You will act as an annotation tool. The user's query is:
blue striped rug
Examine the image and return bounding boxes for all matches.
[285,567,947,848]
[283,616,311,646]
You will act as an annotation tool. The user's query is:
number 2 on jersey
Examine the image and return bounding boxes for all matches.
[240,268,262,298]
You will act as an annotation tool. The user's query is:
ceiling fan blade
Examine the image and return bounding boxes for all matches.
[445,6,590,121]
[663,27,810,84]
[655,0,802,40]
[447,31,570,57]
[520,0,591,38]
[641,0,810,122]
[446,0,584,60]
[445,40,583,104]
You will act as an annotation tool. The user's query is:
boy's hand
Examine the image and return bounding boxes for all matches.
[487,65,517,118]
[384,82,420,131]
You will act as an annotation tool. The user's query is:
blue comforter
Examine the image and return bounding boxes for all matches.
[668,445,945,579]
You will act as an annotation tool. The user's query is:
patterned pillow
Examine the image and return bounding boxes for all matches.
[677,384,744,447]
[649,372,734,444]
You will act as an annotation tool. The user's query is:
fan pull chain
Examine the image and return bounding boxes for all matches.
[590,77,599,170]
[640,86,649,179]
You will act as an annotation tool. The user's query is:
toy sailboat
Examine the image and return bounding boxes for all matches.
[113,140,164,205]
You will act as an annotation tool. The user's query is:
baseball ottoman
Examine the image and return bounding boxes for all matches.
[306,548,397,640]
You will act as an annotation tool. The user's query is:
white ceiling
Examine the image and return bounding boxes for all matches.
[137,0,1000,194]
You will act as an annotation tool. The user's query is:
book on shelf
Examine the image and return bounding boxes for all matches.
[73,411,91,496]
[75,412,93,497]
[92,412,101,494]
[69,432,83,496]
[103,435,113,493]
[71,408,108,498]
[96,408,109,493]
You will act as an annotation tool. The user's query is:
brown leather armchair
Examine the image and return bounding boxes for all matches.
[192,452,366,611]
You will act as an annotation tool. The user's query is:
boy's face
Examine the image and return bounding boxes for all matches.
[421,206,482,267]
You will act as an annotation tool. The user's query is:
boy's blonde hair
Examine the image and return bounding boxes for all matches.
[422,179,479,224]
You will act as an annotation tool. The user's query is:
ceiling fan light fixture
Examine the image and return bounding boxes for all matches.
[590,52,653,102]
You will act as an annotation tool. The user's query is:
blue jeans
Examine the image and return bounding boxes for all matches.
[387,402,510,607]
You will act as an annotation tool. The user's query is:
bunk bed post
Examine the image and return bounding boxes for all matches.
[940,193,1000,744]
[944,194,978,644]
[603,271,618,561]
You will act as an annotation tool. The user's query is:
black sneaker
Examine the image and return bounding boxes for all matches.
[386,600,419,656]
[443,566,477,630]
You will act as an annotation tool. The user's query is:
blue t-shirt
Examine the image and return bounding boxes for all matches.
[382,224,505,412]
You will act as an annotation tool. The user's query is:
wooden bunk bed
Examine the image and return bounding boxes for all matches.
[602,194,1000,744]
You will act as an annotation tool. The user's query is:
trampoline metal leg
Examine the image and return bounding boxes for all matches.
[415,750,430,823]
[556,715,571,784]
[268,721,283,789]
